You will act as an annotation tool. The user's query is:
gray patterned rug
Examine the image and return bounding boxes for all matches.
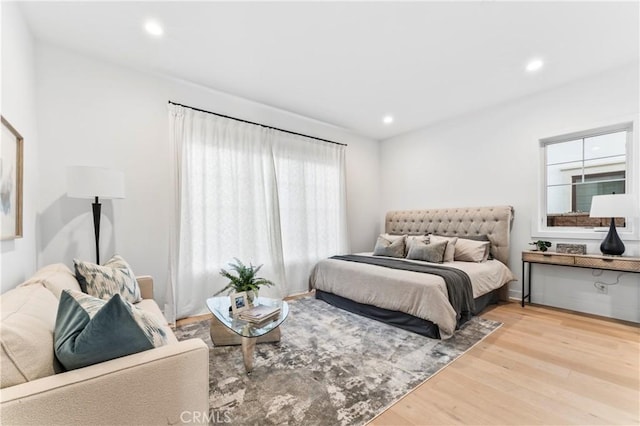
[175,297,501,426]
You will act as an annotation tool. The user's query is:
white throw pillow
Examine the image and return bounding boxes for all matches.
[74,255,142,303]
[454,238,491,262]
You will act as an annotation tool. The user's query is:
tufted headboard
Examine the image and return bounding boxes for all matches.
[385,206,515,265]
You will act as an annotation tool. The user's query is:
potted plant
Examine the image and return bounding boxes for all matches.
[215,258,274,305]
[529,240,552,252]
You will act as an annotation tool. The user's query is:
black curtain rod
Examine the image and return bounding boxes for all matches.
[168,101,347,147]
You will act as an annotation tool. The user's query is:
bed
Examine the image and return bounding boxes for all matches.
[309,206,516,339]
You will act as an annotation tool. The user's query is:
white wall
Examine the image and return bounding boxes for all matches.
[380,63,640,322]
[0,3,39,293]
[34,43,380,307]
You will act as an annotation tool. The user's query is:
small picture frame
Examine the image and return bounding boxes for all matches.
[230,292,249,315]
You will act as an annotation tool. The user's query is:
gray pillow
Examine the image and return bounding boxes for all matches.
[406,240,448,263]
[373,235,406,258]
[429,235,458,262]
[406,235,430,251]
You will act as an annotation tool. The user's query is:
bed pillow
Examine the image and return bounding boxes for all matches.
[406,240,447,263]
[406,235,430,252]
[429,235,458,262]
[74,255,141,304]
[54,290,168,371]
[459,235,494,260]
[373,234,406,258]
[454,238,491,262]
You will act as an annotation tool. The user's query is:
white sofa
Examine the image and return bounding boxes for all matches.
[0,264,210,425]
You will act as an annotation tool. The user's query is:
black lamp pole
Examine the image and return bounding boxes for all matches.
[92,196,102,264]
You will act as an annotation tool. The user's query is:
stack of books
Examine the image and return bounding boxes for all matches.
[238,304,281,325]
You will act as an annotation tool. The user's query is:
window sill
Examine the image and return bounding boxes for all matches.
[531,227,639,242]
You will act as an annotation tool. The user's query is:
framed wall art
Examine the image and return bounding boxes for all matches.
[1,116,23,240]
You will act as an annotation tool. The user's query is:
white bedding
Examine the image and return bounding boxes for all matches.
[309,252,516,339]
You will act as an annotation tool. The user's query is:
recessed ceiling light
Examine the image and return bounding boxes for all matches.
[526,58,544,73]
[144,20,164,37]
[592,146,601,151]
[383,115,394,125]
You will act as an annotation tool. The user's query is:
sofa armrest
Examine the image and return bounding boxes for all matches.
[0,339,210,425]
[136,275,154,300]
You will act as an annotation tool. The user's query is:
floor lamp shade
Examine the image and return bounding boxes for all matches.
[67,166,125,199]
[589,194,636,256]
[67,166,125,264]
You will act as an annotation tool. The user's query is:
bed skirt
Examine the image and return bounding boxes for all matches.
[315,289,500,339]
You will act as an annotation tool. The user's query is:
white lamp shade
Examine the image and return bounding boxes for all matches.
[67,166,125,199]
[589,194,637,218]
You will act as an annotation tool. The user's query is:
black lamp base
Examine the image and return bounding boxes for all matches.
[600,217,625,256]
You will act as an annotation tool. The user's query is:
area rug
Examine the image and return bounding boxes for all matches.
[175,297,501,426]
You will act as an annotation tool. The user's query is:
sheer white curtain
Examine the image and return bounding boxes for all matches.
[271,132,349,295]
[166,104,348,321]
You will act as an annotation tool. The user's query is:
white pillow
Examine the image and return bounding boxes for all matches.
[429,235,458,262]
[380,233,406,242]
[1,285,61,388]
[454,238,491,262]
[73,255,141,304]
[18,263,82,299]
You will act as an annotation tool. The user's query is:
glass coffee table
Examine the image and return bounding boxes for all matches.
[206,296,289,373]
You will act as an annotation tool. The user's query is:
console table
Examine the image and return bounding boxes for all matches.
[521,250,640,307]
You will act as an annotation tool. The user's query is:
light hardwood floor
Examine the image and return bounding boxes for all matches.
[370,302,640,425]
[178,300,639,425]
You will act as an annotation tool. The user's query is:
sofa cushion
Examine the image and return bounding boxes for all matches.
[1,284,61,388]
[55,290,168,371]
[18,263,81,299]
[73,255,142,303]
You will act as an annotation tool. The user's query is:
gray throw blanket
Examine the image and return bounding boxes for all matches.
[330,255,475,326]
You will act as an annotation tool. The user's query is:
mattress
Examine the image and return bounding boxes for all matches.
[309,252,516,339]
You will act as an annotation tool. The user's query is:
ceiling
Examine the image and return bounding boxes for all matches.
[19,1,640,140]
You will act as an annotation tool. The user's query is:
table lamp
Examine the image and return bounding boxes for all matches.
[589,193,636,256]
[67,166,125,264]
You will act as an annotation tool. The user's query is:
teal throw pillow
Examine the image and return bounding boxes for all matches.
[74,254,142,303]
[54,290,168,371]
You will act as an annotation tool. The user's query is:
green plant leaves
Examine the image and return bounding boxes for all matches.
[214,258,274,296]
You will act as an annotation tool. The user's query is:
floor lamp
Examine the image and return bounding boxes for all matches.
[67,166,125,264]
[589,193,636,256]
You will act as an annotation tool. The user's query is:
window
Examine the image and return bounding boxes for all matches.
[542,123,631,228]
